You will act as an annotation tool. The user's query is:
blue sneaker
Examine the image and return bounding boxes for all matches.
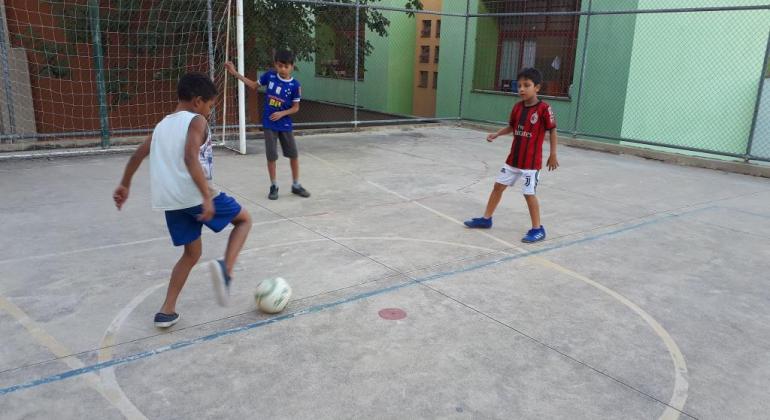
[464,217,492,229]
[154,312,180,328]
[522,226,546,243]
[209,259,232,306]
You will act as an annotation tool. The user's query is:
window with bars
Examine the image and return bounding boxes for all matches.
[418,71,429,88]
[473,0,581,97]
[421,20,432,38]
[420,46,430,64]
[434,46,439,63]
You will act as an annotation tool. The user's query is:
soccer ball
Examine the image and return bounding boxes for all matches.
[254,277,292,314]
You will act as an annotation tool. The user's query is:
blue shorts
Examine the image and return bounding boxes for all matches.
[164,193,242,246]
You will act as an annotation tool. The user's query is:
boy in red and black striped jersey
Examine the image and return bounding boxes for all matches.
[464,68,559,243]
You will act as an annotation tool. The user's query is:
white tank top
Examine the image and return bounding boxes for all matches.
[149,111,215,210]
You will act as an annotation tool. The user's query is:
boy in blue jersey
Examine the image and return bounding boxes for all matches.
[226,50,310,200]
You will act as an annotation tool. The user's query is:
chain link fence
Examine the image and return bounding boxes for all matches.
[1,0,769,162]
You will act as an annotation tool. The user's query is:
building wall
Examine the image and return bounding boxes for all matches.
[295,0,416,116]
[2,0,214,135]
[621,0,770,155]
[437,0,586,129]
[573,0,639,138]
[411,0,442,117]
[438,0,768,160]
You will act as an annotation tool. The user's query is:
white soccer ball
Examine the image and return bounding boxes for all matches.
[254,277,292,314]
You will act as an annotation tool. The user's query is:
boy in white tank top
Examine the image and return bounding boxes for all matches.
[113,73,252,328]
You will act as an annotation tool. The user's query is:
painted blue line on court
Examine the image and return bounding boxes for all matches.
[720,206,770,220]
[0,207,713,396]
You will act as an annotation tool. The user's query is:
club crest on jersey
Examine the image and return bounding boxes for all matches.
[530,113,539,124]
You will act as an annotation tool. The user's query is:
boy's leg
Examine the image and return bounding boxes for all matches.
[267,160,277,183]
[465,165,517,228]
[202,193,249,306]
[160,238,202,314]
[484,182,508,218]
[523,194,541,229]
[520,170,545,243]
[278,131,310,197]
[223,209,252,276]
[264,130,279,183]
[289,157,300,183]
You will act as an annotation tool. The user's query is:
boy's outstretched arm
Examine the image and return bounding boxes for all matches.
[487,125,514,142]
[114,135,151,210]
[225,61,258,90]
[547,128,559,171]
[185,116,214,222]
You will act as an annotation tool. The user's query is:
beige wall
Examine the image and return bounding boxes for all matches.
[412,0,442,118]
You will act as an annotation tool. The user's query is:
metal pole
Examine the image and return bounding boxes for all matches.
[236,0,246,154]
[746,28,770,162]
[457,0,470,123]
[571,0,592,137]
[206,0,217,129]
[353,0,360,131]
[89,0,110,148]
[0,0,17,140]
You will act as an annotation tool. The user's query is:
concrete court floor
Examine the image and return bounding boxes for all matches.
[0,125,769,419]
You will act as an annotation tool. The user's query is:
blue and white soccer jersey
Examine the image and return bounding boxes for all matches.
[258,70,301,132]
[199,127,214,180]
[496,164,540,196]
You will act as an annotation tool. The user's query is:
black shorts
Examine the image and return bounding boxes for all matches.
[264,130,298,161]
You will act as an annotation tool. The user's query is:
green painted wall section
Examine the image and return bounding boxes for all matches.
[385,10,417,115]
[438,0,588,129]
[470,3,497,92]
[621,0,770,155]
[294,2,416,115]
[574,0,639,137]
[296,0,768,159]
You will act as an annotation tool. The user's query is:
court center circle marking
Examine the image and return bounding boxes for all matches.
[98,235,686,419]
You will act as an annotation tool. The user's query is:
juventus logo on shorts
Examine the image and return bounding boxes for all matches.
[525,176,531,186]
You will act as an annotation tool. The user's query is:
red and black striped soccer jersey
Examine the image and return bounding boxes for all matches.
[505,101,557,170]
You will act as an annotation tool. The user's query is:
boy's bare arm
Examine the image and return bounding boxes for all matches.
[113,135,151,210]
[547,128,559,171]
[487,125,514,142]
[185,116,214,221]
[225,62,258,90]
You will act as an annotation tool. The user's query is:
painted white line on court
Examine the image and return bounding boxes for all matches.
[0,294,147,419]
[98,282,165,418]
[95,236,510,413]
[306,151,690,419]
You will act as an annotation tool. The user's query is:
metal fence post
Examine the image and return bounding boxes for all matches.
[206,0,217,130]
[0,0,17,141]
[457,0,470,123]
[353,0,360,131]
[571,0,592,138]
[746,28,770,162]
[89,0,110,148]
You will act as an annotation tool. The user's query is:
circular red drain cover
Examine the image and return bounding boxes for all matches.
[378,308,407,320]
